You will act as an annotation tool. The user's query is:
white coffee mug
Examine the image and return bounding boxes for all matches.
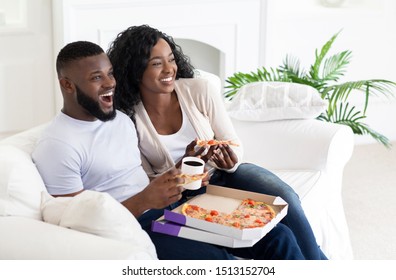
[181,156,205,190]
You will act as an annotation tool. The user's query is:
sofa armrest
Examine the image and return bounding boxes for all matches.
[232,118,354,171]
[0,217,155,260]
[232,118,354,259]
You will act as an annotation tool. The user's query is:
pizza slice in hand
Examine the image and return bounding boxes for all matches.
[175,172,208,186]
[196,139,239,147]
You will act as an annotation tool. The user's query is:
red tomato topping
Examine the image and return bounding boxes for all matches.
[207,139,216,145]
[210,210,219,216]
[205,216,213,222]
[191,205,200,211]
[232,222,240,228]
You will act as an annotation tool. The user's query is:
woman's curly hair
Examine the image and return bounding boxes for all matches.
[107,25,195,119]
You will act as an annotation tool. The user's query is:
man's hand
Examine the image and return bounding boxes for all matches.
[122,167,184,217]
[201,168,210,186]
[143,168,184,208]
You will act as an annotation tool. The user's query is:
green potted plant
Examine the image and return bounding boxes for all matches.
[224,31,396,148]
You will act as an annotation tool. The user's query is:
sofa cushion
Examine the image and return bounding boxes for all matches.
[41,190,157,259]
[273,170,321,199]
[226,82,328,121]
[0,145,46,219]
[0,216,154,260]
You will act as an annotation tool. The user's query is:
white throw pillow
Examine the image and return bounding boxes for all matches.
[0,145,46,219]
[40,192,72,225]
[226,82,328,121]
[41,190,157,259]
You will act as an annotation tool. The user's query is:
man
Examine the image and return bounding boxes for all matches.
[33,41,305,260]
[33,41,182,218]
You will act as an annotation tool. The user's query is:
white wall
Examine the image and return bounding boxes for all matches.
[263,0,396,145]
[0,0,55,136]
[1,0,395,145]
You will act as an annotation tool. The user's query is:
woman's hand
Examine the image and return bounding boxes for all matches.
[175,139,217,167]
[210,144,238,169]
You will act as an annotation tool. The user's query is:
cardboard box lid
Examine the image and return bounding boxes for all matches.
[164,185,288,240]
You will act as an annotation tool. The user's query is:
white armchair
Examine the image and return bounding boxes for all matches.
[232,118,354,259]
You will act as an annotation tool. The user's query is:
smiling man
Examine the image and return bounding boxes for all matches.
[56,41,116,122]
[32,41,184,218]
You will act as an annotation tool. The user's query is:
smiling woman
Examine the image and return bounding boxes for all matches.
[107,24,328,260]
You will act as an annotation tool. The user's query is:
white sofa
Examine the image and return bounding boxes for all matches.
[0,72,355,259]
[0,124,157,260]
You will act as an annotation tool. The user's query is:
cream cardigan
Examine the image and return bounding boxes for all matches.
[134,77,243,178]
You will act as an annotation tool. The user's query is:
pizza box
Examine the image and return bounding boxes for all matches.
[162,184,288,241]
[152,219,260,248]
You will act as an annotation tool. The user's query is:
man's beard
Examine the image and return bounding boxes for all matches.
[76,86,116,122]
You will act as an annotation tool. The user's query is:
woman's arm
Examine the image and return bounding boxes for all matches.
[193,77,244,172]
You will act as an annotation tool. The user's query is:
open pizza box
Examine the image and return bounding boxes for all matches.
[151,185,288,247]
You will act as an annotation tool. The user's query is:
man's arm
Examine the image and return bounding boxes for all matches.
[33,138,85,196]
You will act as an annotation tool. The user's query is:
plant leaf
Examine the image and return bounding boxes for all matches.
[310,30,342,80]
[324,80,396,115]
[318,102,391,148]
[321,50,352,81]
[224,67,284,99]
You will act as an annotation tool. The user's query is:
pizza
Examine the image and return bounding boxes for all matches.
[196,139,239,147]
[181,198,276,229]
[176,172,207,186]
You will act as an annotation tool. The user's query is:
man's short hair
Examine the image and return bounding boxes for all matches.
[56,41,104,75]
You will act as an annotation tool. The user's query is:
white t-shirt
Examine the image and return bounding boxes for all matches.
[32,111,149,202]
[157,110,198,163]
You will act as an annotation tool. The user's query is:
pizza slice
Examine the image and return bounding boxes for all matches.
[181,203,225,222]
[180,198,276,229]
[196,139,239,147]
[175,172,208,186]
[238,199,276,219]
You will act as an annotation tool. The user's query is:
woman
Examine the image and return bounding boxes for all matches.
[107,24,327,260]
